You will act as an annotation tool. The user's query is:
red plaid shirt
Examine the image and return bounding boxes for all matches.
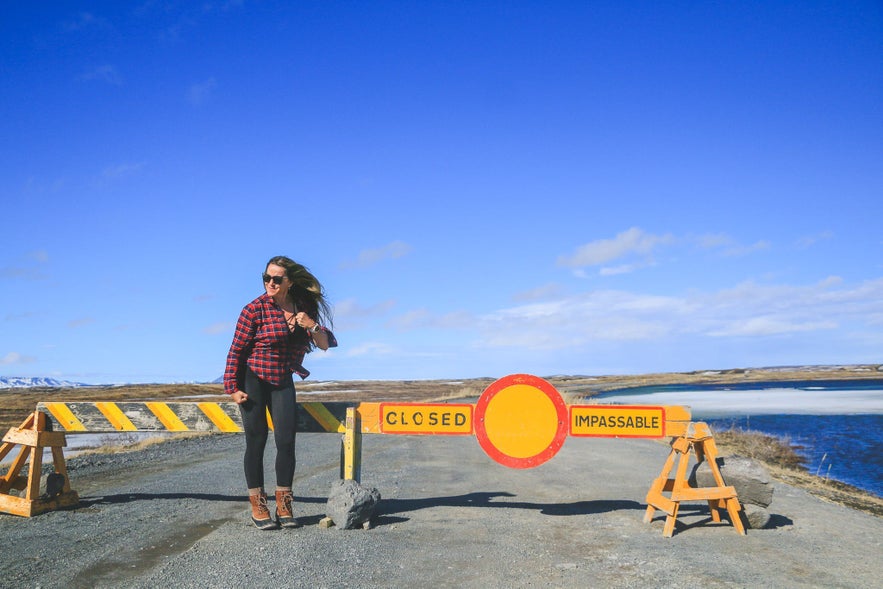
[223,293,337,395]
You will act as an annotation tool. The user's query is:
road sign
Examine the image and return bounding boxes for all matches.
[473,374,568,469]
[379,403,473,435]
[570,405,666,437]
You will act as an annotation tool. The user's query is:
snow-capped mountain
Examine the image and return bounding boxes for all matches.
[0,376,90,389]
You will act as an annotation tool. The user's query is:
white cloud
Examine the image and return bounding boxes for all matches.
[341,241,413,270]
[334,298,396,319]
[333,298,396,330]
[81,64,122,85]
[389,308,431,330]
[512,283,565,302]
[599,264,635,276]
[795,230,834,249]
[708,317,837,337]
[28,250,49,263]
[557,227,673,268]
[5,312,38,321]
[721,240,771,257]
[0,251,51,281]
[67,317,96,328]
[203,322,232,335]
[0,267,47,281]
[688,233,771,257]
[188,77,217,105]
[475,277,883,350]
[63,12,111,32]
[99,161,146,184]
[1,352,36,365]
[693,233,735,249]
[388,308,474,331]
[346,342,397,357]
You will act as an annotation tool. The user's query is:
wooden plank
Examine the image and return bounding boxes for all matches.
[51,446,73,493]
[664,405,692,421]
[671,486,737,501]
[664,421,688,437]
[2,428,67,448]
[25,445,41,501]
[725,498,747,535]
[0,493,33,517]
[0,490,81,518]
[646,493,676,516]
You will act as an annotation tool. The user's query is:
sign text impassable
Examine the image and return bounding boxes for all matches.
[570,406,666,437]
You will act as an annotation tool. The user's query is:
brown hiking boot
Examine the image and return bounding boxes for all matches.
[249,492,279,530]
[275,489,298,528]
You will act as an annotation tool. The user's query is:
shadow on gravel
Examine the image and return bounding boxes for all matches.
[78,492,244,506]
[648,504,795,533]
[368,491,644,527]
[76,493,331,509]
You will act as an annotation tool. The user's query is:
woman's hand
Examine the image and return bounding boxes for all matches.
[296,312,330,350]
[231,390,249,404]
[294,312,316,330]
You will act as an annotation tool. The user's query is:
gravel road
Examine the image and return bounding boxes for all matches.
[1,432,881,588]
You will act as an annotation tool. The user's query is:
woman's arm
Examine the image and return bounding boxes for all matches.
[223,305,258,395]
[295,311,337,351]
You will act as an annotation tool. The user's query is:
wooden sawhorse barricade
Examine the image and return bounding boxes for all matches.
[2,375,747,537]
[644,420,746,537]
[0,411,78,517]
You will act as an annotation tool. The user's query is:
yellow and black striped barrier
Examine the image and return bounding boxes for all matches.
[37,401,351,435]
[35,400,363,482]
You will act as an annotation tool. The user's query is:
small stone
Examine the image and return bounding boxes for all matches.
[742,503,772,529]
[325,479,381,530]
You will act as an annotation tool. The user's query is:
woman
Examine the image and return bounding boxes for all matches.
[224,255,337,530]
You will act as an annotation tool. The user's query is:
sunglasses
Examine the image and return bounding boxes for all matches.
[262,273,286,285]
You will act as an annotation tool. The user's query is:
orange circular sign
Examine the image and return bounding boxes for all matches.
[474,374,568,469]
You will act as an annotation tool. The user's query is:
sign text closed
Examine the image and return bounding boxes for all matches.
[380,403,473,435]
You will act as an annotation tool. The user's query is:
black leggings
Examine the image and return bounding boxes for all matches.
[240,368,297,490]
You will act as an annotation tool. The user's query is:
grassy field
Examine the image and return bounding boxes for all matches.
[2,365,881,514]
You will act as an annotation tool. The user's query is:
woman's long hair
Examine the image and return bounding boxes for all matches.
[266,255,333,337]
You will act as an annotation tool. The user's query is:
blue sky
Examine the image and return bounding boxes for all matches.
[2,1,881,384]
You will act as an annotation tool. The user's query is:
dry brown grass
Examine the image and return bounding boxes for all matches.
[713,427,883,517]
[713,428,806,470]
[76,431,211,455]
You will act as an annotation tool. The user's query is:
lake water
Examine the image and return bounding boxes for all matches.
[595,380,883,497]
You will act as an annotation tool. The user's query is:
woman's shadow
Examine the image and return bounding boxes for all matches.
[76,490,644,527]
